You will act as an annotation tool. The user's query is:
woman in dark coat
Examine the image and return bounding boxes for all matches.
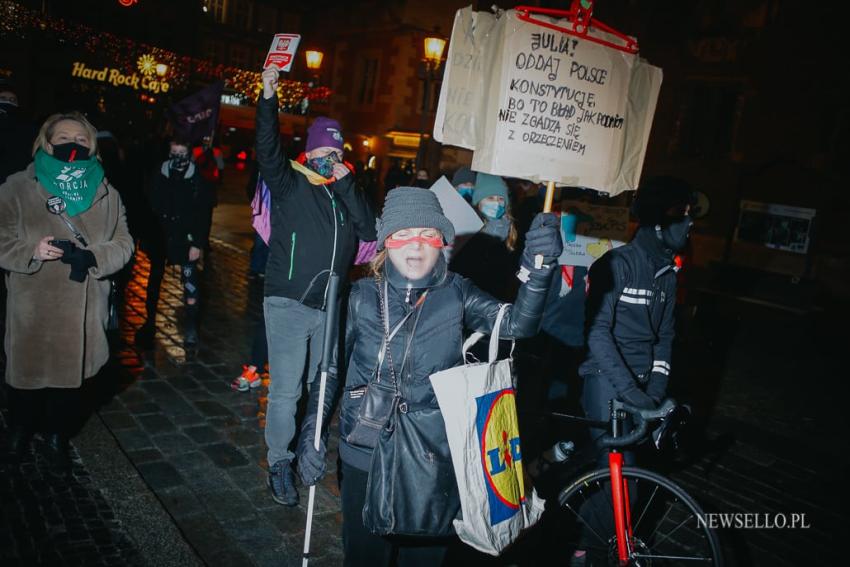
[0,111,134,470]
[295,187,562,566]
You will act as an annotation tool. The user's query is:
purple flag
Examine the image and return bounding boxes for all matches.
[168,81,224,145]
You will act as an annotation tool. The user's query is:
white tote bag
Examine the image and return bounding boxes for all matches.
[429,304,545,556]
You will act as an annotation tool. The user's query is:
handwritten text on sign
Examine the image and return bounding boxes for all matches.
[471,10,643,192]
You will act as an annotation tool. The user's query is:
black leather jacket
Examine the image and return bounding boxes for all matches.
[302,256,554,471]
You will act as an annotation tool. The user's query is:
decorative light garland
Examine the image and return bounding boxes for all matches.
[0,0,330,112]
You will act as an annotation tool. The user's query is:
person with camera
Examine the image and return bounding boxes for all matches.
[295,187,562,565]
[0,111,134,471]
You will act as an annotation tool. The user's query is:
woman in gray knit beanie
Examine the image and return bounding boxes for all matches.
[296,185,564,565]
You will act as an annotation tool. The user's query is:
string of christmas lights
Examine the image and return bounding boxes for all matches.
[0,0,330,111]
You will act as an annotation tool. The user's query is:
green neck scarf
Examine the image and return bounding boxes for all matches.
[34,149,104,217]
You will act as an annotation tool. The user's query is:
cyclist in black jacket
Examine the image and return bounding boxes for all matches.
[572,177,694,567]
[257,64,377,506]
[580,177,694,463]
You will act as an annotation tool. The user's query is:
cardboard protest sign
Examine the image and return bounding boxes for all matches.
[264,34,301,71]
[558,201,629,267]
[429,176,484,259]
[433,7,501,150]
[433,9,661,196]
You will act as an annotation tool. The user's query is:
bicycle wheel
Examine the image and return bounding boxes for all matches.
[557,466,723,566]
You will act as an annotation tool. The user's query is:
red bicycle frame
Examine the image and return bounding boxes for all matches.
[608,451,634,565]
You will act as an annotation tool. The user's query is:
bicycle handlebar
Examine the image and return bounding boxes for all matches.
[599,398,677,449]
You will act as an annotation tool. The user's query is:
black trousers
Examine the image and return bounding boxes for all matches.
[5,384,81,435]
[577,374,639,551]
[340,462,451,567]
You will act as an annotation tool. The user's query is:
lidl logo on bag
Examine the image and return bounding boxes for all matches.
[475,388,526,525]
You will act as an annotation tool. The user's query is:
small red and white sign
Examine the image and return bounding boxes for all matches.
[263,34,301,72]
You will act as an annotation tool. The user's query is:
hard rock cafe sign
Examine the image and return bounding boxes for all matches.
[70,53,171,94]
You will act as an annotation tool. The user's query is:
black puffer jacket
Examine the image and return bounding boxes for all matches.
[303,257,554,472]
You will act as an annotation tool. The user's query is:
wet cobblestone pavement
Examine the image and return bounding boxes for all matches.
[1,190,844,565]
[0,411,143,567]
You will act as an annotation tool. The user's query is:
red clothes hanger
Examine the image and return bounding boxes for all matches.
[515,0,639,54]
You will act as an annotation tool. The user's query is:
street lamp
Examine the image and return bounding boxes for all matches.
[416,36,446,172]
[305,50,324,81]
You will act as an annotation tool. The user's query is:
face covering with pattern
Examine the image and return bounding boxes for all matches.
[34,149,104,217]
[307,152,340,179]
[169,152,190,173]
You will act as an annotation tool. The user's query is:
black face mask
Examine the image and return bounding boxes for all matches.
[169,153,190,172]
[52,142,90,162]
[658,214,693,252]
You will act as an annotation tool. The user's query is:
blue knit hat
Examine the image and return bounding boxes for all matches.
[472,173,509,206]
[376,187,455,251]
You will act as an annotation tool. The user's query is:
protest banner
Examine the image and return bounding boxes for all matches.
[469,9,661,196]
[264,34,301,71]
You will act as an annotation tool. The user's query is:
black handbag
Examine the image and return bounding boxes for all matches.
[360,280,460,537]
[362,404,461,537]
[345,279,426,450]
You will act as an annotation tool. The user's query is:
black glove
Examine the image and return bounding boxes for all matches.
[297,434,328,486]
[296,417,328,486]
[60,247,97,283]
[521,212,563,270]
[645,374,668,404]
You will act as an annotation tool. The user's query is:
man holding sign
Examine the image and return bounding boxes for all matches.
[256,63,376,506]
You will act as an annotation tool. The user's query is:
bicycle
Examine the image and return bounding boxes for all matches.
[547,398,724,566]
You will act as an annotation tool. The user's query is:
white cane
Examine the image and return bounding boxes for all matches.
[302,272,340,567]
